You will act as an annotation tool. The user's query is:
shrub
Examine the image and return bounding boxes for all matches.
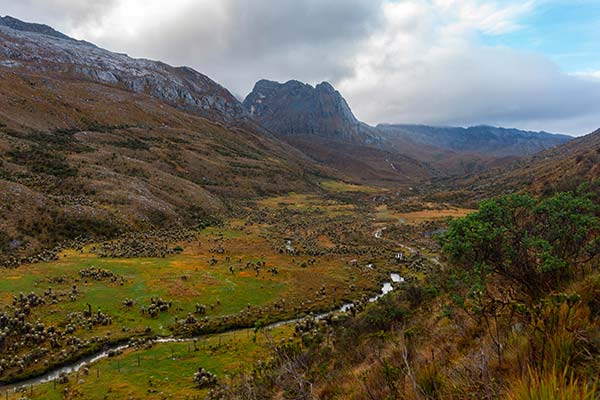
[364,295,407,331]
[440,193,599,299]
[113,138,150,150]
[9,146,78,178]
[18,211,122,246]
[0,230,10,252]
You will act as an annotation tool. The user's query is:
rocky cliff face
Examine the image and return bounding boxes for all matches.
[0,16,247,121]
[243,79,378,143]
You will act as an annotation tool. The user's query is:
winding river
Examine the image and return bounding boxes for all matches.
[0,272,404,393]
[1,228,409,393]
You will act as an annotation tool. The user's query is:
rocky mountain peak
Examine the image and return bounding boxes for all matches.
[0,15,72,40]
[243,79,375,143]
[315,81,335,92]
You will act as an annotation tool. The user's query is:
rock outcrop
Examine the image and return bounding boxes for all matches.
[243,79,378,143]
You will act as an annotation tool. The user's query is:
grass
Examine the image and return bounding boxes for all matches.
[319,180,383,193]
[0,217,381,383]
[373,204,475,225]
[8,325,295,400]
[1,253,283,336]
[257,193,356,216]
[0,190,434,397]
[509,367,598,400]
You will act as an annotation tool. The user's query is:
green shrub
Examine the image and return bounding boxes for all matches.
[440,193,599,299]
[18,211,122,245]
[9,146,78,178]
[0,230,10,252]
[113,138,150,150]
[364,296,407,330]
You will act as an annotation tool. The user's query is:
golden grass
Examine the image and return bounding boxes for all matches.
[509,367,598,400]
[320,180,383,193]
[372,204,474,224]
[395,208,475,224]
[257,193,356,215]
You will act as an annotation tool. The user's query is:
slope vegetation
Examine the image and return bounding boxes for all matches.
[454,129,600,198]
[0,21,323,264]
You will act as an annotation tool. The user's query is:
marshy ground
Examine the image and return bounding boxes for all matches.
[0,182,471,399]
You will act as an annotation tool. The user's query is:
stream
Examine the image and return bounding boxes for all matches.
[1,228,407,393]
[0,272,404,394]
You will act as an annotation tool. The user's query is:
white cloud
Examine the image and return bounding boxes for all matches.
[55,0,384,97]
[1,0,599,135]
[337,0,600,135]
[0,0,117,29]
[573,70,600,81]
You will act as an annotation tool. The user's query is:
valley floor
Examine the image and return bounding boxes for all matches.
[0,183,467,399]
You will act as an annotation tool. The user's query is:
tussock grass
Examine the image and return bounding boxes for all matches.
[509,367,598,400]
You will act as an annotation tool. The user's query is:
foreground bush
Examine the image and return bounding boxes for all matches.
[441,192,599,299]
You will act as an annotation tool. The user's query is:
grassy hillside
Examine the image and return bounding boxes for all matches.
[0,67,327,265]
[444,129,600,200]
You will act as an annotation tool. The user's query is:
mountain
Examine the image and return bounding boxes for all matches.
[377,124,572,157]
[0,16,246,121]
[0,16,324,263]
[243,79,576,180]
[242,79,438,183]
[243,79,571,159]
[243,79,378,143]
[242,79,434,183]
[499,128,600,194]
[445,128,600,199]
[0,15,72,40]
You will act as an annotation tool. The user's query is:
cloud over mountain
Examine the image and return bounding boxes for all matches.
[2,0,599,135]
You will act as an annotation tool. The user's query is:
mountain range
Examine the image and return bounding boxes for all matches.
[0,16,325,260]
[242,78,572,177]
[0,15,246,122]
[0,15,597,260]
[377,124,571,157]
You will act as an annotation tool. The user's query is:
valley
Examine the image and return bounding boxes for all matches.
[0,186,460,398]
[0,13,598,400]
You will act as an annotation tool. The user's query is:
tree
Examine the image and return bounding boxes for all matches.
[441,193,599,300]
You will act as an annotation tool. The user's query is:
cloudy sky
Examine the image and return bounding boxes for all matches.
[2,0,600,135]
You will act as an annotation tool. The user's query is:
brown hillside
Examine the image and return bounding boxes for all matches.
[447,129,600,198]
[0,67,322,261]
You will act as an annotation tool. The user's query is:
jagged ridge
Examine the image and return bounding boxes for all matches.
[0,16,247,121]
